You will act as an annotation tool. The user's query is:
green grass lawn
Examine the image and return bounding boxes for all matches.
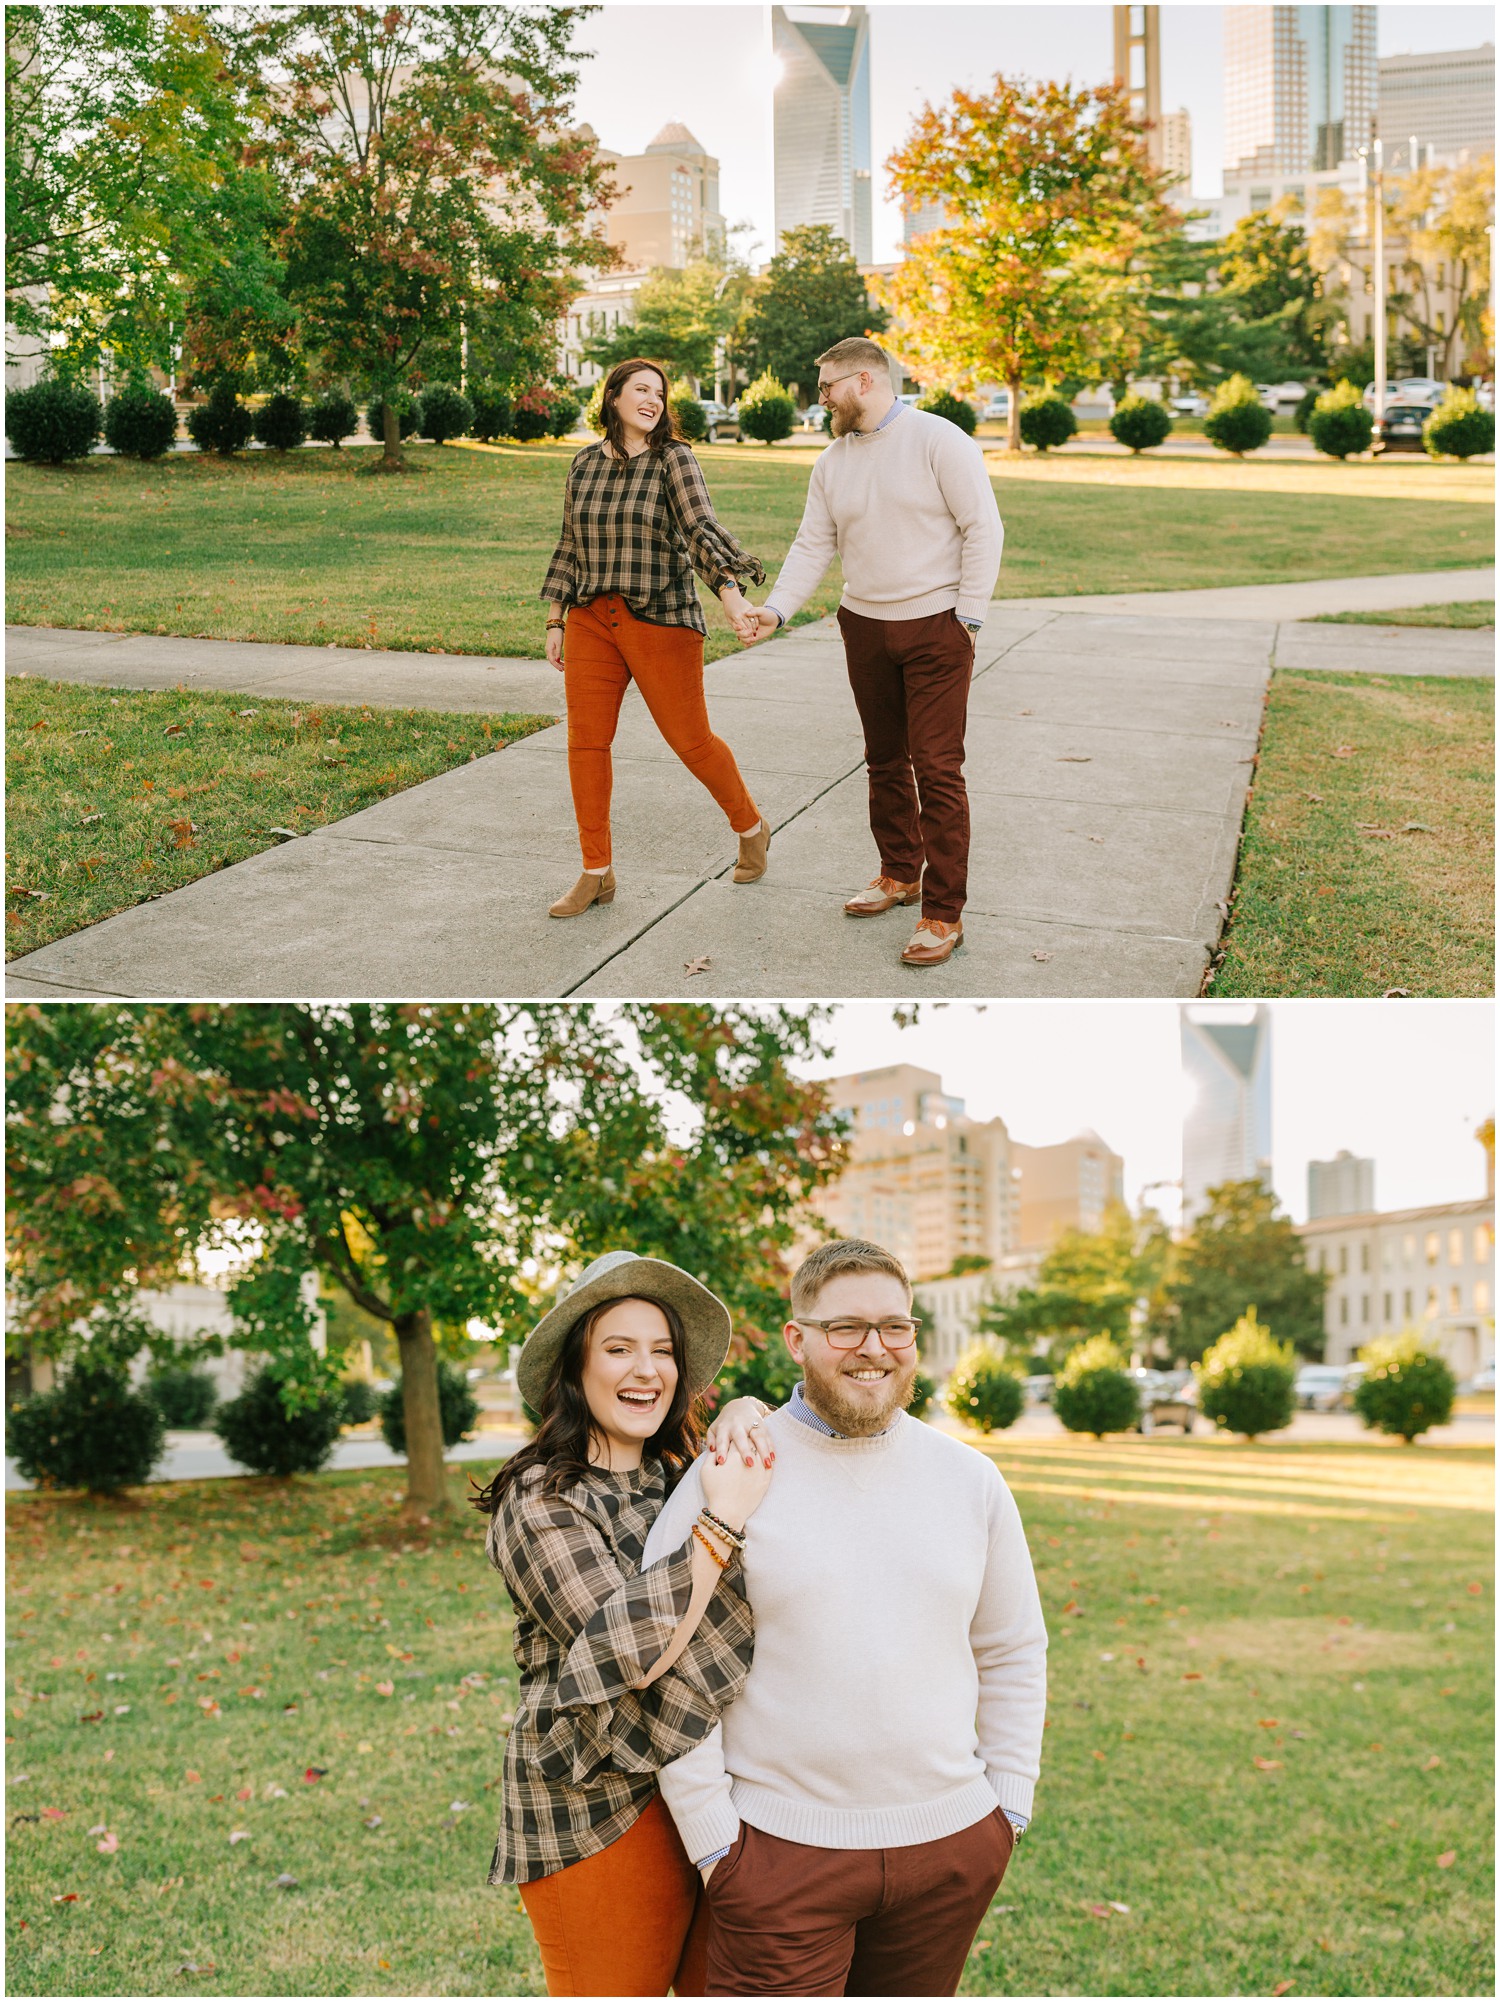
[6,1432,1492,1997]
[5,444,1491,664]
[1311,602,1495,629]
[1209,671,1494,998]
[5,680,553,960]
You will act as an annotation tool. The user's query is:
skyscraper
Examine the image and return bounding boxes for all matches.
[1308,1150,1376,1219]
[1224,5,1377,178]
[1377,43,1496,165]
[1113,5,1163,166]
[772,5,872,263]
[1181,1006,1273,1221]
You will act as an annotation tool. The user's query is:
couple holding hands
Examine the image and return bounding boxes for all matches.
[540,339,1004,968]
[476,1239,1047,1997]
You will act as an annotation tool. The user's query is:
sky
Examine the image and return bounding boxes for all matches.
[569,3,1495,264]
[790,1000,1495,1225]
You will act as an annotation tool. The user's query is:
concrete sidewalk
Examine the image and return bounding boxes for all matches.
[1000,566,1496,622]
[5,582,1491,1001]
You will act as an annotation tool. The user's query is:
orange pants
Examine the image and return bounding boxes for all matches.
[517,1793,712,1997]
[564,594,759,870]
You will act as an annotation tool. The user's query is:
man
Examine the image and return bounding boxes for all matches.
[641,1238,1047,1997]
[747,339,1004,968]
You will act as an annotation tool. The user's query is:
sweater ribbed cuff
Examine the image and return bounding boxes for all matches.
[670,1797,741,1867]
[955,600,992,627]
[987,1770,1036,1823]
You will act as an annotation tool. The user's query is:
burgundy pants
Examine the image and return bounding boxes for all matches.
[837,605,977,924]
[703,1809,1013,1996]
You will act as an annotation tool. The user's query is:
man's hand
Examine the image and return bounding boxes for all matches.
[700,1860,718,1886]
[740,606,779,646]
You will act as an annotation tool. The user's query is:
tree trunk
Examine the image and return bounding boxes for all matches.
[394,1306,449,1517]
[1007,373,1022,454]
[381,397,403,471]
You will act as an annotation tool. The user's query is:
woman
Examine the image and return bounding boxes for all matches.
[540,358,772,919]
[473,1249,774,1997]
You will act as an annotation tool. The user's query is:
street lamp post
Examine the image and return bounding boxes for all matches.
[1359,139,1386,430]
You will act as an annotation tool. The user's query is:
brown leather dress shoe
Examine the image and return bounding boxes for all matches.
[844,875,922,917]
[733,820,771,883]
[900,917,963,966]
[549,868,616,918]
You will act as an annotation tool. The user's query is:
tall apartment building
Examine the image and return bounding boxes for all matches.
[1308,1150,1376,1219]
[1377,44,1496,165]
[597,122,726,273]
[773,5,873,263]
[1181,1006,1272,1221]
[1160,108,1193,192]
[1010,1134,1126,1251]
[1224,5,1376,178]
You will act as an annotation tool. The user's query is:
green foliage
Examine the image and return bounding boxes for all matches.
[306,388,359,447]
[338,1377,380,1427]
[1109,393,1173,453]
[584,381,606,434]
[213,1366,345,1477]
[739,224,888,398]
[378,1359,479,1456]
[252,390,306,453]
[1353,1333,1458,1442]
[467,380,514,442]
[916,387,977,435]
[1019,392,1077,451]
[907,1369,936,1421]
[979,1204,1169,1369]
[1423,388,1495,461]
[416,383,473,445]
[6,378,104,463]
[713,1331,803,1411]
[1203,374,1272,456]
[546,390,583,437]
[1211,213,1329,375]
[1164,1181,1327,1364]
[363,389,422,442]
[581,255,749,381]
[7,1360,165,1493]
[1293,387,1320,432]
[738,372,796,444]
[1193,1308,1295,1439]
[508,387,579,441]
[103,381,178,459]
[670,384,708,442]
[186,385,253,455]
[945,1344,1024,1432]
[1307,380,1373,459]
[1052,1333,1140,1439]
[146,1363,218,1429]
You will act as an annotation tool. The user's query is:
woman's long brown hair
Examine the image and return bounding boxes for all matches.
[599,358,680,460]
[470,1294,703,1514]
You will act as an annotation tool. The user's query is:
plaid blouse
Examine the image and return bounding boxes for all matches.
[539,439,767,634]
[485,1458,754,1884]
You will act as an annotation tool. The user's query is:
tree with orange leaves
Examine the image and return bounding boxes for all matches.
[878,77,1179,452]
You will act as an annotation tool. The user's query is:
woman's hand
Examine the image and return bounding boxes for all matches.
[545,624,565,670]
[700,1445,773,1533]
[705,1396,774,1468]
[718,584,760,645]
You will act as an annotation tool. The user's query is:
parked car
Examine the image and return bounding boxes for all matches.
[794,404,828,433]
[896,391,922,407]
[1256,380,1308,412]
[1127,1367,1196,1434]
[1376,383,1444,451]
[1360,378,1438,412]
[1463,1360,1496,1394]
[698,399,740,442]
[1171,391,1209,416]
[1294,1363,1349,1411]
[981,392,1011,421]
[1022,1373,1054,1405]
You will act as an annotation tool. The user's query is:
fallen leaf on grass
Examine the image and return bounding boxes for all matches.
[163,724,187,737]
[96,1831,119,1853]
[236,1787,252,1801]
[1181,1672,1203,1681]
[303,1767,328,1783]
[1253,1756,1282,1770]
[684,956,712,977]
[1271,1982,1295,1996]
[266,827,304,840]
[228,1831,250,1845]
[364,1815,383,1829]
[1383,988,1411,999]
[1300,791,1324,803]
[176,1963,216,1976]
[274,1872,299,1890]
[80,812,103,825]
[41,1807,67,1821]
[1436,1850,1456,1868]
[264,1785,288,1801]
[53,1892,79,1904]
[1107,1901,1130,1914]
[1423,1756,1442,1770]
[166,820,197,848]
[1328,745,1356,759]
[375,1681,395,1697]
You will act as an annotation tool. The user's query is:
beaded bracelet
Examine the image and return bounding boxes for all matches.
[692,1523,732,1570]
[698,1507,746,1550]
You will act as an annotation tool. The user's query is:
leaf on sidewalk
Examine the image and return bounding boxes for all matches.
[1056,755,1092,762]
[684,956,712,977]
[1032,950,1053,962]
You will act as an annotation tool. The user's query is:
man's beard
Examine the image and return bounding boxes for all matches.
[829,400,863,438]
[804,1354,918,1435]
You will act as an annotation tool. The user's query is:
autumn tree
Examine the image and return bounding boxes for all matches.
[737,224,888,402]
[1161,1180,1328,1364]
[5,1004,846,1519]
[1389,156,1495,377]
[879,77,1177,450]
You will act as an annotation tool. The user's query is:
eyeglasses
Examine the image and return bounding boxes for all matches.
[793,1316,922,1352]
[816,370,864,404]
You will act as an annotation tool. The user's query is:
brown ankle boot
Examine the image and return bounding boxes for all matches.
[549,868,616,918]
[733,820,771,884]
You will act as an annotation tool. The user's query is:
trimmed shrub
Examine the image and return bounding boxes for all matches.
[307,389,359,448]
[1019,392,1077,452]
[670,384,708,442]
[1353,1333,1457,1442]
[6,377,104,463]
[378,1359,480,1457]
[738,372,796,445]
[363,388,423,443]
[907,1369,936,1422]
[1203,373,1272,456]
[584,381,607,434]
[338,1378,379,1427]
[146,1364,218,1429]
[468,380,514,442]
[213,1368,345,1477]
[103,380,178,459]
[1423,387,1495,461]
[1052,1334,1140,1440]
[945,1344,1024,1432]
[418,382,474,445]
[1307,380,1373,459]
[252,391,306,453]
[1293,387,1320,433]
[1109,393,1173,454]
[917,387,978,435]
[186,385,253,456]
[547,390,583,438]
[1193,1309,1295,1440]
[7,1361,165,1493]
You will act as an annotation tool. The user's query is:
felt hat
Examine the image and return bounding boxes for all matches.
[516,1250,732,1411]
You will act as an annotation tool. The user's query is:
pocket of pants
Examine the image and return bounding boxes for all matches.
[992,1806,1016,1866]
[704,1823,750,1898]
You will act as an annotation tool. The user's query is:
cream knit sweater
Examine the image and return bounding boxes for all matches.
[760,403,1004,627]
[641,1405,1047,1860]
